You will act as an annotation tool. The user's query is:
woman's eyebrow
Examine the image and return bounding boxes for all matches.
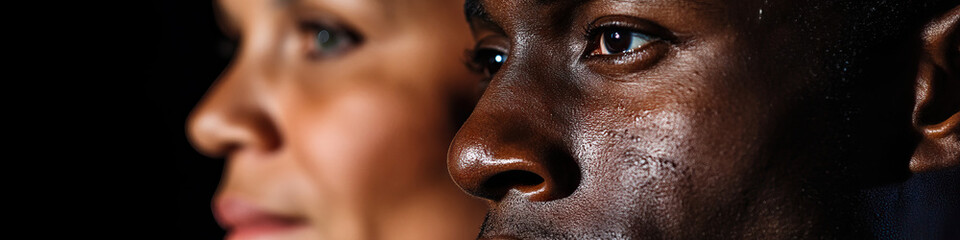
[273,0,297,7]
[212,0,299,38]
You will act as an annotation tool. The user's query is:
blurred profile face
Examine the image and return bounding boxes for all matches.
[449,0,958,239]
[187,0,486,239]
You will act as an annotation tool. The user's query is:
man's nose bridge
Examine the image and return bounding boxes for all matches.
[446,44,582,201]
[485,44,578,140]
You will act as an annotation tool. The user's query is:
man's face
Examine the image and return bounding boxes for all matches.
[448,0,923,238]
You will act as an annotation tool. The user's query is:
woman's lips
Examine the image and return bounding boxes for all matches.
[214,197,308,240]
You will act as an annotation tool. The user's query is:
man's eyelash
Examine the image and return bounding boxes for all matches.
[462,48,485,74]
[582,22,599,41]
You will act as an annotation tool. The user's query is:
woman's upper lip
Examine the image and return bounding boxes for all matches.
[213,197,306,230]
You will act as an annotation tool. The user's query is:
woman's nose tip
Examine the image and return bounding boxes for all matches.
[189,106,283,157]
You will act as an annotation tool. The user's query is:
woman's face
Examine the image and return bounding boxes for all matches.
[187,0,486,239]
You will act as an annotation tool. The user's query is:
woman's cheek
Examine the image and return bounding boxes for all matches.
[293,89,413,195]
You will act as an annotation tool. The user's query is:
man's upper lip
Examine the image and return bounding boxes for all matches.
[213,197,305,230]
[479,235,521,240]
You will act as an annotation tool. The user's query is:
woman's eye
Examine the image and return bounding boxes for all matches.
[592,28,657,55]
[303,22,362,58]
[472,48,507,77]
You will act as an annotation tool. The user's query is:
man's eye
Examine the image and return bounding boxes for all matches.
[591,28,657,56]
[472,48,507,77]
[302,22,362,58]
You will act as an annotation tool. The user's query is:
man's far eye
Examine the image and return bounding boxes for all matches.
[593,28,657,55]
[473,48,507,77]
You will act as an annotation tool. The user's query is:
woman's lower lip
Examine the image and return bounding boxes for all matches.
[225,221,308,240]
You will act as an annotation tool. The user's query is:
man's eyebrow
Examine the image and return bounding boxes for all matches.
[465,0,716,23]
[464,0,491,22]
[602,0,716,11]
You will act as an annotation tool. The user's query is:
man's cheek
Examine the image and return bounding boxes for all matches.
[577,108,697,212]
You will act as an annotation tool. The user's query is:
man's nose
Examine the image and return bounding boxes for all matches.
[447,73,580,203]
[187,52,282,158]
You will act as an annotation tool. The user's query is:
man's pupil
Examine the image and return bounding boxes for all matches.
[486,53,505,74]
[604,30,630,53]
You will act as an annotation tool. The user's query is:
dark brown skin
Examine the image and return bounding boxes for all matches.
[449,0,959,239]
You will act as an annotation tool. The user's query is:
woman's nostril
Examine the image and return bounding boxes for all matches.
[479,170,545,201]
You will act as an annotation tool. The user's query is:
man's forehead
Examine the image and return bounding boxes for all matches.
[466,0,719,13]
[463,0,741,38]
[465,0,724,23]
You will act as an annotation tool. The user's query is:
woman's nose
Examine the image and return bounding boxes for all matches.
[447,102,580,203]
[187,56,282,158]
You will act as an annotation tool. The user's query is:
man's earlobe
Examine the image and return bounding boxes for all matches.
[911,6,959,173]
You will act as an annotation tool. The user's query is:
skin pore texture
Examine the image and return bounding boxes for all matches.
[450,0,959,239]
[187,0,487,239]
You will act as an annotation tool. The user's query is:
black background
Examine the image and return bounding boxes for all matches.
[144,0,229,238]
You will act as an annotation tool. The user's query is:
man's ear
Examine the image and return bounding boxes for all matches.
[911,6,960,173]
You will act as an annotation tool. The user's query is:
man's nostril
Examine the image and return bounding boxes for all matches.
[479,170,545,201]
